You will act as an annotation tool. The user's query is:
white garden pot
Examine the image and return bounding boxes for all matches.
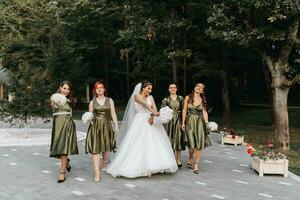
[221,134,244,146]
[251,156,288,177]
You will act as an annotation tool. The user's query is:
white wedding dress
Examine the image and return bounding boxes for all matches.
[106,91,178,178]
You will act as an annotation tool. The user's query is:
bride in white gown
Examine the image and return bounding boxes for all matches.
[106,80,178,178]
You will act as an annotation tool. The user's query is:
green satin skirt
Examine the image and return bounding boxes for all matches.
[50,114,79,158]
[85,115,116,154]
[186,114,211,150]
[164,113,186,151]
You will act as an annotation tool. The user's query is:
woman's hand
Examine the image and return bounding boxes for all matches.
[114,126,119,133]
[51,102,58,109]
[148,117,154,125]
[153,111,160,116]
[205,123,210,131]
[181,123,186,131]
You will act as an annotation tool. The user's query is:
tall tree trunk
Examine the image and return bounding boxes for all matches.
[220,70,231,128]
[171,8,177,83]
[261,18,298,150]
[262,61,274,125]
[0,84,4,100]
[85,82,90,103]
[172,55,177,82]
[183,2,188,95]
[104,47,109,88]
[125,56,130,98]
[183,31,187,95]
[124,6,130,98]
[264,56,291,150]
[153,65,156,86]
[136,48,142,70]
[104,40,112,89]
[183,56,187,95]
[220,47,231,128]
[273,86,290,150]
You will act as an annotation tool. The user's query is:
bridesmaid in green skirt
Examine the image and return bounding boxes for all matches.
[50,81,79,183]
[182,83,211,174]
[161,82,185,168]
[85,81,118,182]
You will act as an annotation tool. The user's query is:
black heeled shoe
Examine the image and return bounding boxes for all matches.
[177,163,182,168]
[66,158,71,172]
[57,171,66,183]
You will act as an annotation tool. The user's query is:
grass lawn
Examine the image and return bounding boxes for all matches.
[210,107,300,176]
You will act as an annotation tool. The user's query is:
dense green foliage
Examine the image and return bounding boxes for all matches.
[0,1,299,127]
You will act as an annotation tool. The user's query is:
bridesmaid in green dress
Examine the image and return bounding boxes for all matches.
[85,81,118,182]
[50,81,79,183]
[161,82,185,168]
[182,83,211,174]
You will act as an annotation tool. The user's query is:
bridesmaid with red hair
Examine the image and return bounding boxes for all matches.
[85,81,118,182]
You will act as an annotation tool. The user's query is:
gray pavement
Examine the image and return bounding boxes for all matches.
[0,120,299,200]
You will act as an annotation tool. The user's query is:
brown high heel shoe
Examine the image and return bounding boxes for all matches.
[102,160,107,172]
[94,175,100,182]
[187,161,193,169]
[94,170,100,182]
[193,162,200,174]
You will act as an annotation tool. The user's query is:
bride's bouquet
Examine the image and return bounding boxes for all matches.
[157,106,173,124]
[50,93,67,108]
[82,112,94,125]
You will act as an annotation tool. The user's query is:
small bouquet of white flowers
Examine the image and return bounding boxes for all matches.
[50,93,67,108]
[157,106,173,124]
[207,121,218,132]
[82,112,94,125]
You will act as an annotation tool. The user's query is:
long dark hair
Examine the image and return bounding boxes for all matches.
[140,80,152,93]
[57,81,76,107]
[188,83,207,110]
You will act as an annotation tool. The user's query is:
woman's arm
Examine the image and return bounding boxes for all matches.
[150,95,158,113]
[134,95,159,116]
[109,98,119,132]
[148,95,159,125]
[202,107,208,124]
[88,100,93,112]
[181,96,189,131]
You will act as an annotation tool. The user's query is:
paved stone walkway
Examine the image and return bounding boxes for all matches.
[0,120,299,200]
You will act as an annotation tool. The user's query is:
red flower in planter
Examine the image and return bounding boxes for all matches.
[246,143,255,156]
[267,143,273,148]
[266,140,274,148]
[247,148,254,155]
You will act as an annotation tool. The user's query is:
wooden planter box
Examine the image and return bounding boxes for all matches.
[221,134,244,146]
[251,156,288,177]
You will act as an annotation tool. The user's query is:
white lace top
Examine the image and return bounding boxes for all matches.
[134,95,154,114]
